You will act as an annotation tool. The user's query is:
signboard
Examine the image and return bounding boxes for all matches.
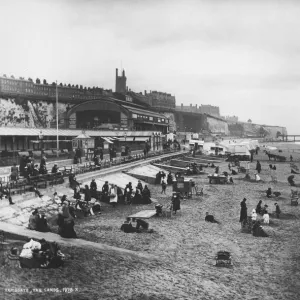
[72,139,78,148]
[69,113,77,129]
[85,139,95,149]
[177,182,184,189]
[121,118,127,126]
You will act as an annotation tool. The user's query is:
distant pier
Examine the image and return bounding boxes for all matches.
[281,135,300,142]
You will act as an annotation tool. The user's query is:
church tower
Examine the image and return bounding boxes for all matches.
[115,68,127,94]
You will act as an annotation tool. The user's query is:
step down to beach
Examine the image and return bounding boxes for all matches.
[0,221,156,261]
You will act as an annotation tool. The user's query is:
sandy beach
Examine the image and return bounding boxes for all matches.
[1,147,300,300]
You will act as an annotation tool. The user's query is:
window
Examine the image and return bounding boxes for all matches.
[149,117,153,121]
[132,113,137,119]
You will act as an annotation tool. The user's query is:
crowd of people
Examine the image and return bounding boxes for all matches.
[239,195,283,237]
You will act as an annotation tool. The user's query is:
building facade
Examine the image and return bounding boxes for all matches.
[0,75,112,103]
[175,103,220,117]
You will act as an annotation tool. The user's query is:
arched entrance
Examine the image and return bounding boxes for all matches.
[66,100,128,129]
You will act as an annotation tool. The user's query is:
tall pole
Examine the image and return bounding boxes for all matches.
[56,81,59,158]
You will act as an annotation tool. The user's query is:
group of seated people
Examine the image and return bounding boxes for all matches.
[222,172,234,184]
[252,220,269,237]
[254,200,281,223]
[239,207,269,237]
[28,209,51,233]
[27,195,76,237]
[186,163,202,175]
[266,187,281,198]
[99,180,152,206]
[120,217,153,233]
[124,181,152,205]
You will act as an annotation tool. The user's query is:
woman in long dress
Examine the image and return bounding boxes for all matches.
[239,198,248,226]
[109,184,118,208]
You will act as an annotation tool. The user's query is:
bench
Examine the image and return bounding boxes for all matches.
[7,179,27,195]
[28,175,47,189]
[48,173,64,186]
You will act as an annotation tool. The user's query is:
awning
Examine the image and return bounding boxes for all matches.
[134,137,149,142]
[118,137,134,142]
[118,137,149,142]
[102,137,113,144]
[0,127,162,137]
[30,140,72,143]
[122,105,166,119]
[76,133,91,139]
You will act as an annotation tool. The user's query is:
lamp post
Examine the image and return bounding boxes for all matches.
[39,130,44,153]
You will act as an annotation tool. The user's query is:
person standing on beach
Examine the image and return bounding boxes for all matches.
[256,161,261,174]
[275,203,281,218]
[239,198,248,225]
[161,180,167,194]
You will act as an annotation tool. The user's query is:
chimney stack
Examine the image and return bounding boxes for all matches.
[116,68,118,77]
[144,90,147,95]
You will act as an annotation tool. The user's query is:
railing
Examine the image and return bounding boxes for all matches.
[0,148,183,193]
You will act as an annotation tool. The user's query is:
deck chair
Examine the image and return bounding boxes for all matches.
[194,184,203,196]
[162,203,172,217]
[215,251,232,267]
[291,190,299,206]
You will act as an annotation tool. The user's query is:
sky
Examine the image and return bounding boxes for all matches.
[0,0,299,133]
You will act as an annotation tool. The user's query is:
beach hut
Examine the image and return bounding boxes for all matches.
[203,142,227,156]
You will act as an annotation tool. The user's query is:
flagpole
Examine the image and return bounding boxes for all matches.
[56,81,59,158]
